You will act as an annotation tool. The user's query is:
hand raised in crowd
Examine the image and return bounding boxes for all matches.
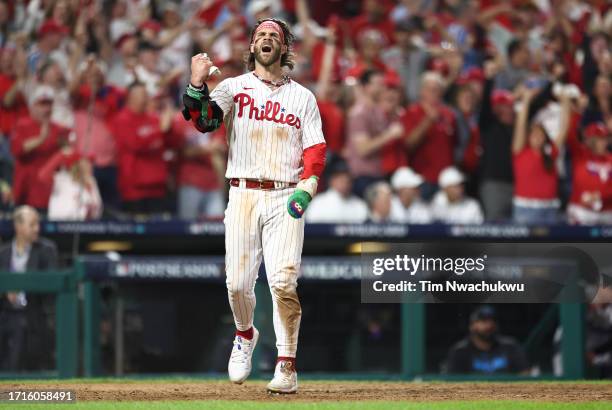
[386,122,405,141]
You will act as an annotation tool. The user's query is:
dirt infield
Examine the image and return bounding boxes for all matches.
[2,381,612,402]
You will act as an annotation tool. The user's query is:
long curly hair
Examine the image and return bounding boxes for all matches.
[246,18,295,71]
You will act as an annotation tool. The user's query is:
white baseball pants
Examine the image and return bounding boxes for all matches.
[224,185,304,357]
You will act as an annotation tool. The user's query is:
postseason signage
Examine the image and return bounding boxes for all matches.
[82,256,362,282]
[361,243,612,304]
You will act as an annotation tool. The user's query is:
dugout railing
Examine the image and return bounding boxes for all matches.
[0,263,82,379]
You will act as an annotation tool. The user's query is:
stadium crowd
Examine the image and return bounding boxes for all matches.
[0,0,611,224]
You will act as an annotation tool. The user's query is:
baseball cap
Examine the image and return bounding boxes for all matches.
[326,157,350,178]
[384,71,402,88]
[583,122,609,139]
[38,19,69,38]
[457,67,485,85]
[162,2,180,15]
[391,167,423,190]
[470,305,496,322]
[248,0,273,16]
[438,166,464,188]
[428,58,449,77]
[31,85,55,105]
[491,89,515,106]
[140,19,162,34]
[111,21,137,48]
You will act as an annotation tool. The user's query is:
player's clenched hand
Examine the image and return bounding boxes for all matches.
[190,53,214,87]
[287,176,318,219]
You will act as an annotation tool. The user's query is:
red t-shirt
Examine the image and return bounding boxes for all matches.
[172,114,226,192]
[11,117,69,208]
[0,74,29,136]
[112,108,169,201]
[401,103,456,183]
[317,100,344,154]
[567,133,612,211]
[513,145,559,200]
[381,108,408,175]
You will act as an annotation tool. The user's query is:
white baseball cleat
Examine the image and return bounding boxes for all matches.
[266,360,298,394]
[228,327,259,384]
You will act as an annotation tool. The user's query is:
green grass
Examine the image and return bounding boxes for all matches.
[0,401,609,410]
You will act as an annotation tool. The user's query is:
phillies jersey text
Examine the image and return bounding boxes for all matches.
[210,72,325,183]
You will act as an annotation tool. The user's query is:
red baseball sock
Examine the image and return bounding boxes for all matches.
[277,356,296,370]
[236,327,253,340]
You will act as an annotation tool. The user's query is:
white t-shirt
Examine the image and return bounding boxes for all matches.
[306,189,368,223]
[48,171,102,221]
[210,72,325,183]
[431,191,484,225]
[391,196,433,224]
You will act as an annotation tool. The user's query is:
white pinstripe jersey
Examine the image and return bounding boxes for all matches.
[210,72,325,183]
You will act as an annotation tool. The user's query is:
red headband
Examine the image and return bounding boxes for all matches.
[252,20,285,45]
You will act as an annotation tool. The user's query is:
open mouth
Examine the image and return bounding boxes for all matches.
[261,45,272,53]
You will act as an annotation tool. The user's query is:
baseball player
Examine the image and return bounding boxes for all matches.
[183,18,326,393]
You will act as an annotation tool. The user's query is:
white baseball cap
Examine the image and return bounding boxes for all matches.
[438,166,465,188]
[31,85,55,105]
[391,167,424,190]
[248,0,273,16]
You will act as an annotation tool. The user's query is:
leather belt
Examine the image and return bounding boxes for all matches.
[229,178,297,190]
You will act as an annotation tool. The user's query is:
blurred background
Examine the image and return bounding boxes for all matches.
[0,0,611,381]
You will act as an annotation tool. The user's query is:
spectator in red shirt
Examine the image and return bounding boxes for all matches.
[0,47,29,138]
[345,69,404,197]
[11,85,70,211]
[112,82,173,215]
[512,87,572,225]
[401,71,457,200]
[0,46,29,194]
[566,122,612,225]
[173,112,226,220]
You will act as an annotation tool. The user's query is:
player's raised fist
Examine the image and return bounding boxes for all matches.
[190,53,214,87]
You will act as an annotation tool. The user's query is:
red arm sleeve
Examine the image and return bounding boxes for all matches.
[301,142,326,179]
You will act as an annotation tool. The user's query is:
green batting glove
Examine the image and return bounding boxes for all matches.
[287,176,318,219]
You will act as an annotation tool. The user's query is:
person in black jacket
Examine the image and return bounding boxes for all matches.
[0,205,58,371]
[444,305,529,375]
[478,60,516,221]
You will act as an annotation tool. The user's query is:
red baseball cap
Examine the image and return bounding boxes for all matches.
[457,67,485,85]
[428,58,449,77]
[140,19,162,34]
[384,70,402,88]
[583,122,610,139]
[491,89,514,106]
[38,19,69,38]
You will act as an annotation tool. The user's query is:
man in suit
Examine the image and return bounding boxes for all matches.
[0,205,58,370]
